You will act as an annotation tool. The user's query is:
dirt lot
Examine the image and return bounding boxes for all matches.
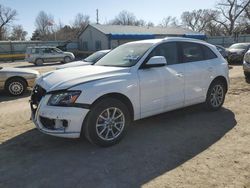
[0,62,249,188]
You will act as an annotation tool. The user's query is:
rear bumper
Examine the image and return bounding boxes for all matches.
[31,95,89,138]
[228,54,244,62]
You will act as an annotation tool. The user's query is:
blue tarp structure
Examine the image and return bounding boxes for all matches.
[109,34,155,40]
[184,34,207,40]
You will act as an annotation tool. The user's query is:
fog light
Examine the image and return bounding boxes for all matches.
[62,120,68,128]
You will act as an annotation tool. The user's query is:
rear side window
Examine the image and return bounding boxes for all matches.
[202,45,217,60]
[181,42,204,63]
[44,48,53,53]
[31,48,40,54]
[148,42,178,65]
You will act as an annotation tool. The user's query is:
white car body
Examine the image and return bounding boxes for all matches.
[56,50,111,70]
[31,37,229,140]
[56,61,92,70]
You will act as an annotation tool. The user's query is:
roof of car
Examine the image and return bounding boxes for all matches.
[127,37,210,46]
[231,43,250,45]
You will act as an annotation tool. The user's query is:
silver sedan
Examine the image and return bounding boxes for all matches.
[0,67,39,96]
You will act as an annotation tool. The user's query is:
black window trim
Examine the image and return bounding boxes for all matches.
[179,41,218,64]
[140,41,180,69]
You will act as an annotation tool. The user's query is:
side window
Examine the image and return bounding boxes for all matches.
[44,48,52,53]
[95,41,102,50]
[31,49,36,54]
[148,42,178,65]
[35,49,40,54]
[181,42,204,63]
[202,45,217,60]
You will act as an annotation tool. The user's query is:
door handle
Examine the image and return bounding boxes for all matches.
[176,72,184,77]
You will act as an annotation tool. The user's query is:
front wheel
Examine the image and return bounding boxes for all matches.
[5,78,27,96]
[35,58,44,66]
[84,98,131,147]
[63,56,71,63]
[206,80,226,111]
[244,71,250,79]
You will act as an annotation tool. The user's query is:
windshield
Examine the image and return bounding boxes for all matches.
[95,43,153,67]
[84,51,108,63]
[229,44,249,50]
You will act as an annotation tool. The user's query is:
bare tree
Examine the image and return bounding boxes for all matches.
[181,9,218,32]
[72,13,89,30]
[160,16,179,27]
[0,4,17,40]
[214,0,250,35]
[110,10,137,25]
[134,19,146,26]
[9,25,27,40]
[31,29,40,40]
[147,22,154,27]
[35,11,54,40]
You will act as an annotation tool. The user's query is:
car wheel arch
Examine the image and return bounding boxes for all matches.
[91,92,134,120]
[80,92,135,138]
[209,76,228,93]
[4,76,28,88]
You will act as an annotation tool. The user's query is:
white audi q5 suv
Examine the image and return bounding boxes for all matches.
[30,37,229,147]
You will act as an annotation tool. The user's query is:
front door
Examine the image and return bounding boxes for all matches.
[138,42,185,118]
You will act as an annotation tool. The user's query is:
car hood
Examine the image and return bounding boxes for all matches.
[56,60,91,69]
[0,67,39,75]
[227,48,245,54]
[36,65,131,92]
[63,52,74,56]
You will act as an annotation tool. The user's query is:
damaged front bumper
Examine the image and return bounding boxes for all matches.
[30,94,89,138]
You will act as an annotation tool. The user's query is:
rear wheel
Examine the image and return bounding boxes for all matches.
[84,98,131,147]
[5,78,27,96]
[35,58,44,66]
[206,80,226,111]
[64,56,71,63]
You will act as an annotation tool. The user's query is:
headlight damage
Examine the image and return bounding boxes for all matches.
[48,91,81,107]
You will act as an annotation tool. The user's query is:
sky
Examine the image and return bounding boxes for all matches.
[0,0,218,37]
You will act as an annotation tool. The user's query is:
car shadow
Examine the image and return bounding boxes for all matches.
[228,61,243,66]
[0,105,236,188]
[0,90,31,102]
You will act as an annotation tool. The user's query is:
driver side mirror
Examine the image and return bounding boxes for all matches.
[144,56,167,68]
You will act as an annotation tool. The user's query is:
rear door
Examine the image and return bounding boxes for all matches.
[180,42,214,105]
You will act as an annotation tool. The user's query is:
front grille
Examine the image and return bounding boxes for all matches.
[30,85,46,115]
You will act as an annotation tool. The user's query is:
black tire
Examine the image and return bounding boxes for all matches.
[244,71,250,79]
[84,98,131,147]
[35,58,44,66]
[5,78,27,96]
[63,56,71,63]
[205,80,226,111]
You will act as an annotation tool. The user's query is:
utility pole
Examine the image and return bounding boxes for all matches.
[96,9,99,24]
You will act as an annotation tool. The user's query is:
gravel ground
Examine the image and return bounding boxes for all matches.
[0,62,249,188]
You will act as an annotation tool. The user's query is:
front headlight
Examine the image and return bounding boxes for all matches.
[47,91,81,106]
